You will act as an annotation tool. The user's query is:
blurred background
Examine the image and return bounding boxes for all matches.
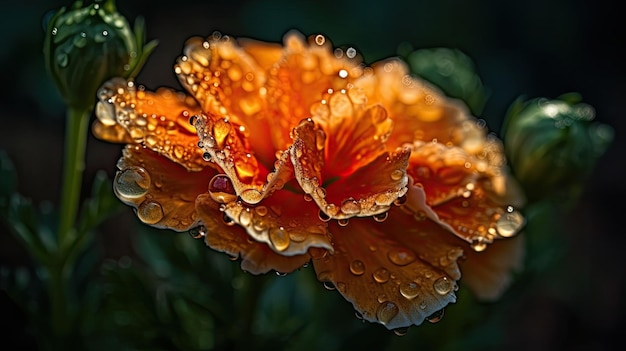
[0,0,623,350]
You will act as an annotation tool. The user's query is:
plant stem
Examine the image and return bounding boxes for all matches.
[57,107,90,248]
[49,106,89,342]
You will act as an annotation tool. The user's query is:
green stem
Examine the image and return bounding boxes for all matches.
[49,106,89,343]
[57,107,90,249]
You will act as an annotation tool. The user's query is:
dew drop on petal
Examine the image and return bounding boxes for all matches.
[390,169,404,181]
[399,282,420,300]
[114,167,151,199]
[240,189,263,204]
[387,248,417,266]
[337,218,350,227]
[96,100,117,126]
[433,276,453,295]
[318,210,331,222]
[393,327,409,336]
[496,208,524,237]
[137,200,164,225]
[208,174,237,203]
[239,208,253,226]
[269,226,290,252]
[188,225,207,239]
[373,268,390,283]
[314,34,326,45]
[373,212,389,222]
[470,237,487,252]
[254,206,268,216]
[349,260,365,276]
[341,198,361,215]
[323,281,336,291]
[426,308,445,323]
[376,301,399,325]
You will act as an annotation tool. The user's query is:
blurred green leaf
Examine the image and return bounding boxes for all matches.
[403,47,489,115]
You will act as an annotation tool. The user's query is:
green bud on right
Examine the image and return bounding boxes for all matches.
[502,93,614,203]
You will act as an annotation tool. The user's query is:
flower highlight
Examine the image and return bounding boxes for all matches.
[93,30,525,330]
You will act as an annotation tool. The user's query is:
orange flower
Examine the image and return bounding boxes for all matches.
[93,30,525,331]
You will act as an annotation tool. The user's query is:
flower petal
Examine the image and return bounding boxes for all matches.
[312,210,464,329]
[405,141,525,250]
[290,118,409,220]
[460,235,525,301]
[355,58,472,150]
[196,193,312,274]
[94,78,206,171]
[192,113,294,205]
[114,145,216,231]
[219,189,333,256]
[175,35,278,166]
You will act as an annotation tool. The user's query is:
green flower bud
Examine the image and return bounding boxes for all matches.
[43,0,157,111]
[502,93,614,203]
[402,46,488,115]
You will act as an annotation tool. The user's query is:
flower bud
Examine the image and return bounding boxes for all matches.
[43,0,157,110]
[403,47,488,115]
[502,93,614,203]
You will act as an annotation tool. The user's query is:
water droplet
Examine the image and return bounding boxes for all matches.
[318,210,331,222]
[303,193,313,202]
[269,226,290,252]
[349,260,365,276]
[222,213,235,226]
[393,327,409,336]
[355,311,364,320]
[393,195,407,206]
[275,271,287,277]
[254,206,268,216]
[240,189,263,204]
[239,208,253,226]
[341,198,361,215]
[470,237,487,252]
[433,276,453,295]
[188,225,207,239]
[95,100,116,126]
[426,309,445,323]
[338,69,348,78]
[496,208,524,237]
[376,301,399,325]
[390,169,404,181]
[314,34,326,45]
[373,268,390,283]
[400,282,420,300]
[337,218,349,227]
[137,200,164,225]
[373,212,388,222]
[114,166,151,199]
[208,174,236,203]
[323,281,336,290]
[346,47,357,58]
[202,152,212,161]
[388,248,417,266]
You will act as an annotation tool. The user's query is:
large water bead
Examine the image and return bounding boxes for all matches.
[114,166,151,199]
[208,174,237,203]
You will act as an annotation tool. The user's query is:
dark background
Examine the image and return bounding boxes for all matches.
[1,0,624,349]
